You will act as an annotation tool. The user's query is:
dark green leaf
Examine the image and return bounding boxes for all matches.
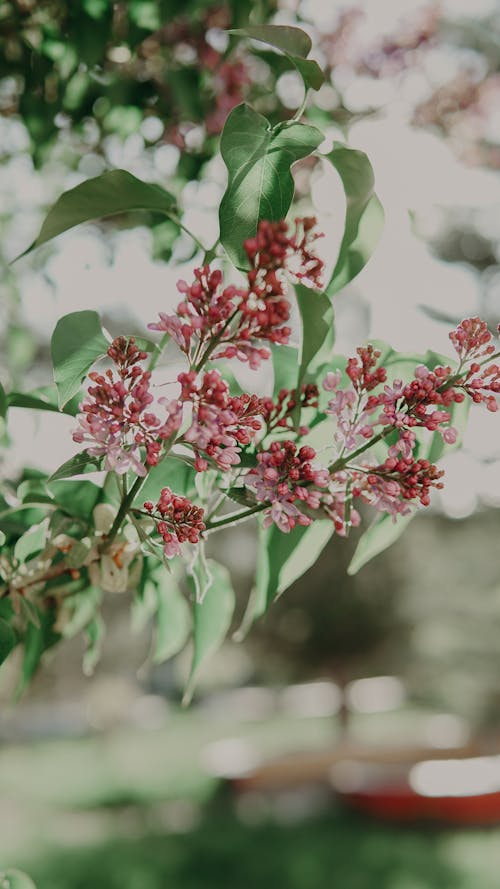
[51,310,109,407]
[0,382,7,419]
[18,609,60,694]
[0,618,17,666]
[289,56,324,91]
[219,105,322,268]
[49,450,105,482]
[230,25,312,58]
[184,560,235,704]
[325,144,384,297]
[348,512,413,575]
[18,170,178,257]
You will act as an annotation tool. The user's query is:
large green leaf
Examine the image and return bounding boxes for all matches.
[325,144,384,298]
[135,456,197,505]
[19,169,178,257]
[271,344,299,397]
[229,25,324,91]
[219,104,322,268]
[14,520,48,563]
[184,560,235,704]
[0,618,17,666]
[51,310,109,407]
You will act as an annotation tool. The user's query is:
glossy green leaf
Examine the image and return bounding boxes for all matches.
[0,870,37,889]
[325,144,384,297]
[229,26,324,91]
[219,105,322,268]
[230,25,312,58]
[49,450,105,482]
[19,169,178,257]
[184,560,235,704]
[0,618,17,665]
[153,573,191,663]
[51,310,109,407]
[348,512,413,575]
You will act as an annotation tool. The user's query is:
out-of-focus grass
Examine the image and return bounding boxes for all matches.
[2,705,500,888]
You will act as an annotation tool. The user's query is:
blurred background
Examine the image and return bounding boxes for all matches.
[3,0,500,886]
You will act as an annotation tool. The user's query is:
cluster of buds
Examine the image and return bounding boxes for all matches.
[245,440,330,533]
[73,337,182,476]
[261,384,320,436]
[144,488,205,559]
[178,369,264,471]
[149,218,324,371]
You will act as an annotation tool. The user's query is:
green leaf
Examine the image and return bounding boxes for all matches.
[230,25,313,58]
[325,144,384,297]
[49,450,105,482]
[51,310,109,407]
[0,618,17,666]
[271,344,299,397]
[7,387,80,416]
[14,520,48,563]
[0,870,37,889]
[136,456,197,505]
[295,284,335,387]
[18,169,178,257]
[153,573,191,663]
[219,104,322,268]
[0,382,7,419]
[48,479,100,519]
[229,26,324,91]
[19,610,60,694]
[83,614,105,676]
[187,542,213,604]
[0,530,5,546]
[184,560,235,704]
[348,512,414,575]
[240,520,334,633]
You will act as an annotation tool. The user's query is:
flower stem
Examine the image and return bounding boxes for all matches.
[102,474,146,550]
[204,502,267,533]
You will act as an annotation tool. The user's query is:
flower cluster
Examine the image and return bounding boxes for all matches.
[73,337,182,476]
[245,441,330,533]
[149,217,324,370]
[144,488,205,559]
[178,369,264,471]
[261,384,320,436]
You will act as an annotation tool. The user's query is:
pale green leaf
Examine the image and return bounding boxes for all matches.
[0,870,37,889]
[184,560,235,704]
[153,574,191,663]
[325,144,384,297]
[348,513,413,575]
